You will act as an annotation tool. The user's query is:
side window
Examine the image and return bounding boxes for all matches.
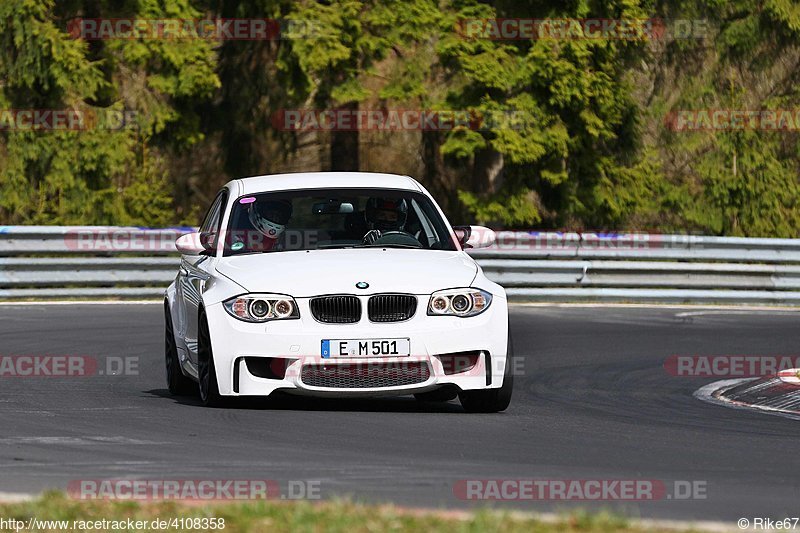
[199,191,228,252]
[411,199,437,247]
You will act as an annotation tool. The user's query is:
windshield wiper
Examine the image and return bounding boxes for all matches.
[315,244,358,250]
[354,243,423,249]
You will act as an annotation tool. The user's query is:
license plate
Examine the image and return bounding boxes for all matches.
[321,338,410,358]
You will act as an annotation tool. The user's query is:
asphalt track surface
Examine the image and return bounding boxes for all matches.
[0,303,799,523]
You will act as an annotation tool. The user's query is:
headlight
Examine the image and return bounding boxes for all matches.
[223,294,300,323]
[427,289,492,317]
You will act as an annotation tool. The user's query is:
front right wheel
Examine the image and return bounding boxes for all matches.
[165,302,195,396]
[197,310,224,407]
[458,335,514,413]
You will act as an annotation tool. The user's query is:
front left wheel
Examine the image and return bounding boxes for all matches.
[197,310,224,407]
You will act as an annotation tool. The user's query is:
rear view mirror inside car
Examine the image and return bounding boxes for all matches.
[312,201,355,214]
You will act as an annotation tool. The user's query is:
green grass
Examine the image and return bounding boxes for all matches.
[0,492,704,532]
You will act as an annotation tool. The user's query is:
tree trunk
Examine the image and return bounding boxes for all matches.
[330,102,360,171]
[421,130,464,219]
[472,147,504,194]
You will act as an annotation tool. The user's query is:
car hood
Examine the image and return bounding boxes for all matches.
[215,248,478,297]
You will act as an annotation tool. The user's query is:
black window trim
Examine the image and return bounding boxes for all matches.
[199,189,229,256]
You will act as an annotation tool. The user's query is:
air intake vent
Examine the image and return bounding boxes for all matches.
[300,362,430,388]
[309,295,361,323]
[368,294,417,322]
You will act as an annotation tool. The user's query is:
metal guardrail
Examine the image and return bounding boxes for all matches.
[0,226,189,255]
[2,226,800,304]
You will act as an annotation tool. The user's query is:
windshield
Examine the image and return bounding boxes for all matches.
[222,188,458,256]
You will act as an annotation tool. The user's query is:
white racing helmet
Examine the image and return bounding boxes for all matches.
[248,199,293,239]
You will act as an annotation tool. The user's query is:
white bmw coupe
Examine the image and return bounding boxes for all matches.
[165,172,513,412]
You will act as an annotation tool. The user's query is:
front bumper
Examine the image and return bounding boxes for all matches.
[204,294,509,397]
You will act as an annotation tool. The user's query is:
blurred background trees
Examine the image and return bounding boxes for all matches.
[0,0,799,236]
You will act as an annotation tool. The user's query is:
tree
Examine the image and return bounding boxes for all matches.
[0,0,218,225]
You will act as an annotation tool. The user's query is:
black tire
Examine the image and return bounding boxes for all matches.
[414,387,458,402]
[197,310,224,407]
[458,335,514,413]
[165,303,195,396]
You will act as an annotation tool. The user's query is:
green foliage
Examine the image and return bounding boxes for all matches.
[459,187,542,226]
[1,0,800,237]
[647,0,800,237]
[436,0,654,228]
[0,0,218,225]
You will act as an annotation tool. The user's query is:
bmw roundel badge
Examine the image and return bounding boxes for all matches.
[356,281,369,289]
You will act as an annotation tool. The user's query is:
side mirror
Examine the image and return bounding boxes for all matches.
[454,225,496,249]
[175,232,207,255]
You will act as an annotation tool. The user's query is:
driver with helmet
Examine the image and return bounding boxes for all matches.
[231,198,293,252]
[365,197,408,232]
[362,197,411,245]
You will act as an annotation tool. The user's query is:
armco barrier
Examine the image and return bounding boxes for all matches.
[2,226,800,304]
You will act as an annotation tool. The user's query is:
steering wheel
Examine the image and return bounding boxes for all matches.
[362,230,422,247]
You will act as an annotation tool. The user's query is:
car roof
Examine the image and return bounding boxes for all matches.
[232,172,423,196]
